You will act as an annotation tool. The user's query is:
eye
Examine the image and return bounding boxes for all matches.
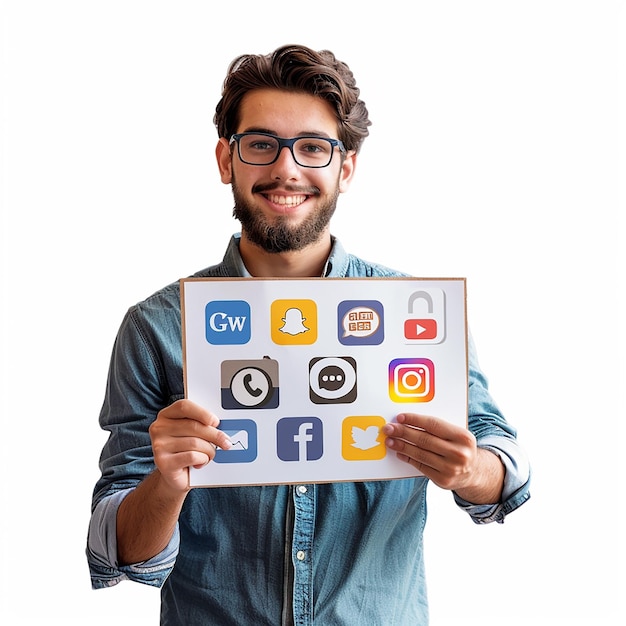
[297,139,330,154]
[240,134,279,153]
[248,140,275,151]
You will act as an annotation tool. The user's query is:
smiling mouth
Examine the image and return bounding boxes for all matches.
[264,193,308,207]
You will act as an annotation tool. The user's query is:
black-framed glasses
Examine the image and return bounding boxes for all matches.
[229,132,346,168]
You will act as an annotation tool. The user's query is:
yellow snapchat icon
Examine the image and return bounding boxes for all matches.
[271,299,318,345]
[341,416,387,461]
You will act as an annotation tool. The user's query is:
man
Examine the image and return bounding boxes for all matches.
[87,44,530,625]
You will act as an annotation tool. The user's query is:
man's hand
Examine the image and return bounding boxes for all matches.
[149,399,232,492]
[382,413,504,505]
[117,399,232,565]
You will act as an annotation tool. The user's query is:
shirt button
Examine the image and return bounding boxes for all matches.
[296,550,306,561]
[297,485,307,494]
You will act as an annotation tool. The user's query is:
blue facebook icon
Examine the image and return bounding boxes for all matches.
[276,417,323,461]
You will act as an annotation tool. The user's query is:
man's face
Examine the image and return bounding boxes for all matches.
[216,89,356,253]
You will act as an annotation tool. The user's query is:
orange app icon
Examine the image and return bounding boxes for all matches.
[341,416,387,461]
[271,299,318,345]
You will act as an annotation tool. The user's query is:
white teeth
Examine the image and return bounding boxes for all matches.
[267,194,306,207]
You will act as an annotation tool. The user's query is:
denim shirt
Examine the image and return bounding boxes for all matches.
[87,234,531,625]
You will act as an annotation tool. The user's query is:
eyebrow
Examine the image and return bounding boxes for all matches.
[240,127,333,139]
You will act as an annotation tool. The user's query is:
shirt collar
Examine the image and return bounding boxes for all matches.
[222,233,252,277]
[223,233,350,278]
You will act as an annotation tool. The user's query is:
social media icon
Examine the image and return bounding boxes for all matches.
[309,356,357,404]
[205,300,251,345]
[337,300,384,345]
[388,358,435,402]
[276,417,323,461]
[271,299,318,345]
[341,416,387,461]
[404,289,446,344]
[404,318,437,340]
[221,358,279,409]
[214,419,257,463]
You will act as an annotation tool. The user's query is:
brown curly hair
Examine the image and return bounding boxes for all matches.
[214,44,371,154]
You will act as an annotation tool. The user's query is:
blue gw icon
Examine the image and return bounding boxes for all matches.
[205,300,251,345]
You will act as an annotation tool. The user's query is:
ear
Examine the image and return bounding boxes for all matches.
[216,137,233,184]
[339,151,357,193]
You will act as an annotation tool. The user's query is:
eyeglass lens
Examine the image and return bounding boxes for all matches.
[238,134,335,167]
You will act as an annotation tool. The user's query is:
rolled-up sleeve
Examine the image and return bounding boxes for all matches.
[87,488,179,589]
[454,435,531,523]
[87,300,184,589]
[456,333,531,523]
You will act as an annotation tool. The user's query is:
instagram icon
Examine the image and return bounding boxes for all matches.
[388,358,435,403]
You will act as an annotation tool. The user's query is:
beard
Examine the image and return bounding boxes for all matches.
[231,177,340,254]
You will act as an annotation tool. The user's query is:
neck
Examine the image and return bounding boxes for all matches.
[238,232,332,278]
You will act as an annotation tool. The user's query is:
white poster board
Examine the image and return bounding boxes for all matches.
[181,277,467,487]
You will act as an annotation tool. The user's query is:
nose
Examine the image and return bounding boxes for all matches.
[270,145,301,180]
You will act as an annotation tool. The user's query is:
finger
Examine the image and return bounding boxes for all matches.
[395,413,457,438]
[383,418,450,457]
[212,429,233,450]
[162,398,221,427]
[390,413,474,449]
[181,423,232,451]
[385,435,444,473]
[189,433,232,468]
[157,434,227,473]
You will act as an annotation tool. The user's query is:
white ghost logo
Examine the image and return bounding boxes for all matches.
[279,308,310,335]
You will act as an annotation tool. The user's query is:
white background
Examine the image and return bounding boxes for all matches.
[1,1,623,624]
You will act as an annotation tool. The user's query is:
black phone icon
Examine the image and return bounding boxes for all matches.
[221,359,280,410]
[243,373,263,397]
